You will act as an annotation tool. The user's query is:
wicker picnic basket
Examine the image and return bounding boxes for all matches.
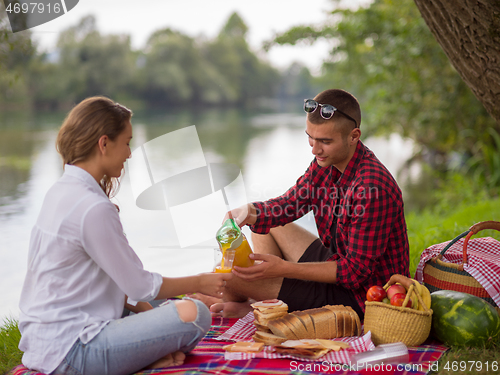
[422,220,500,309]
[364,276,432,347]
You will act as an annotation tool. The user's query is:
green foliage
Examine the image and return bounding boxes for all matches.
[278,62,321,100]
[202,12,280,106]
[467,127,500,194]
[29,15,138,108]
[269,0,498,178]
[406,192,500,277]
[0,317,23,374]
[1,11,282,110]
[0,1,35,108]
[220,12,248,39]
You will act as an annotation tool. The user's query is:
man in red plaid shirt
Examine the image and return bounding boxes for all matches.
[211,89,410,319]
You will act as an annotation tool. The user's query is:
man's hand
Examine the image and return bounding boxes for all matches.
[233,254,338,284]
[224,203,257,227]
[231,253,287,281]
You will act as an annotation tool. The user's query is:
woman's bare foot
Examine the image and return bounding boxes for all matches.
[145,351,186,369]
[210,300,253,318]
[186,293,222,309]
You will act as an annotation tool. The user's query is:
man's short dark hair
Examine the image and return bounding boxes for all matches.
[308,89,362,131]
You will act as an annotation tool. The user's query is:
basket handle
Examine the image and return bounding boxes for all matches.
[436,220,500,270]
[383,274,431,312]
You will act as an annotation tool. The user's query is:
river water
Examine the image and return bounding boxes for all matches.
[0,108,419,320]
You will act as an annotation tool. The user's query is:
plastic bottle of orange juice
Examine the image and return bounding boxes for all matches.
[216,218,254,271]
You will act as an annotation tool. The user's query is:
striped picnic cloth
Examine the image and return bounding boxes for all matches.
[415,236,500,307]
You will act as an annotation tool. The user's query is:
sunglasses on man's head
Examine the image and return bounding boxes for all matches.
[303,99,358,128]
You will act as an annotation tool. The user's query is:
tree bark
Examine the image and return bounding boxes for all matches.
[413,0,500,125]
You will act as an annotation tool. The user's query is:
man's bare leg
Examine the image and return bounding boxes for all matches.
[210,274,283,317]
[211,223,318,317]
[252,222,318,262]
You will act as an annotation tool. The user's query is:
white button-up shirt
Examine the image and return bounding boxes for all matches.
[18,165,163,373]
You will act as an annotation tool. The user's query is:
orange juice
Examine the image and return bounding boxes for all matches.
[214,266,232,273]
[232,234,254,268]
[219,233,254,269]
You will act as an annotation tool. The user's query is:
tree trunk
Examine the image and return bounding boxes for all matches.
[413,0,500,125]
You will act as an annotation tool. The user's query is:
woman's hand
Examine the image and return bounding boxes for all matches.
[197,272,233,298]
[231,253,286,281]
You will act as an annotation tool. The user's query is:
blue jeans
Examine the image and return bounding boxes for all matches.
[51,298,211,375]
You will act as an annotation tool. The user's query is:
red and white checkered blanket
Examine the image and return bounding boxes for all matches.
[215,311,375,363]
[8,314,449,375]
[415,236,500,307]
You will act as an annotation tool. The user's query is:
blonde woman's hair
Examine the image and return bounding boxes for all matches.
[56,96,133,198]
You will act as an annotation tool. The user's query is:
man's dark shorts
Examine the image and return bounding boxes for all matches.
[277,238,364,319]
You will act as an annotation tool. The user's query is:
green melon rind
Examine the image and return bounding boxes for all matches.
[430,290,500,348]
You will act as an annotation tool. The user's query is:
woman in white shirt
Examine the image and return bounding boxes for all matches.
[18,96,232,375]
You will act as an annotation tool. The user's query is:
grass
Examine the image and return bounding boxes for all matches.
[1,193,499,374]
[432,344,500,375]
[0,317,22,375]
[405,195,500,375]
[406,197,500,277]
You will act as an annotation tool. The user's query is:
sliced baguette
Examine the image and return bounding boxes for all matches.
[333,305,356,337]
[257,304,361,342]
[268,318,298,339]
[253,331,287,345]
[327,309,338,339]
[309,308,333,339]
[253,309,288,325]
[342,309,354,337]
[290,311,315,337]
[278,317,301,340]
[345,306,362,336]
[253,321,272,333]
[326,305,347,338]
[300,307,329,337]
[285,313,310,339]
[325,305,355,338]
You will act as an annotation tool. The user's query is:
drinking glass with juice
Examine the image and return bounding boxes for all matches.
[214,249,235,273]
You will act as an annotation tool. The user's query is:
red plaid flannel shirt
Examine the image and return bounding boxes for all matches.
[250,141,410,311]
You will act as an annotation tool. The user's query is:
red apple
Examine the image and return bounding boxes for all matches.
[390,293,412,307]
[366,285,387,302]
[386,284,406,300]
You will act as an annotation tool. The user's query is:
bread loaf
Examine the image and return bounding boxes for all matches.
[266,305,361,341]
[250,300,361,345]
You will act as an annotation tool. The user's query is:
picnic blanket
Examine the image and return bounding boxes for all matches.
[8,314,448,375]
[214,311,374,364]
[415,236,500,307]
